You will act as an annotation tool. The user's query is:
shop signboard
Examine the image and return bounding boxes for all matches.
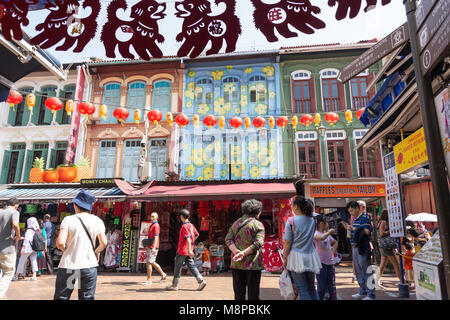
[434,86,450,180]
[138,221,152,264]
[80,178,122,187]
[415,0,437,29]
[383,152,405,238]
[309,184,386,198]
[393,127,428,174]
[118,222,132,270]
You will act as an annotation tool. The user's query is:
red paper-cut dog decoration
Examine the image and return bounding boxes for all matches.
[328,0,392,20]
[0,0,38,41]
[175,0,241,58]
[30,0,100,52]
[101,0,166,60]
[250,0,326,43]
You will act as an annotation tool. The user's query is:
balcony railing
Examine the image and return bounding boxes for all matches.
[299,162,318,178]
[323,98,340,112]
[352,96,369,109]
[294,99,312,113]
[359,160,378,177]
[329,161,347,178]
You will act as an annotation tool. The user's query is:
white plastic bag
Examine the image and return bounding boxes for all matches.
[279,269,296,300]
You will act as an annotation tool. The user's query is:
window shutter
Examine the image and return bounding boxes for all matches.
[0,150,11,184]
[31,94,42,124]
[42,148,49,169]
[315,140,321,178]
[55,90,65,124]
[338,81,346,110]
[367,73,376,99]
[22,149,34,183]
[7,106,17,126]
[43,105,53,125]
[344,138,352,178]
[309,77,316,112]
[49,148,57,169]
[22,102,31,126]
[14,149,25,182]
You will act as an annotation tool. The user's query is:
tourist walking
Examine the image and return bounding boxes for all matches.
[166,209,206,291]
[36,219,47,275]
[377,210,401,286]
[53,190,107,300]
[283,196,321,300]
[225,199,265,300]
[314,214,338,300]
[142,212,167,285]
[13,217,42,281]
[0,198,21,299]
[42,214,55,274]
[342,201,375,300]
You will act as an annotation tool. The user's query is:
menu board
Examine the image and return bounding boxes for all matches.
[414,231,443,265]
[383,152,405,237]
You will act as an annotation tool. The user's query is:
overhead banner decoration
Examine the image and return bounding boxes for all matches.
[0,0,393,60]
[393,127,429,174]
[309,184,386,198]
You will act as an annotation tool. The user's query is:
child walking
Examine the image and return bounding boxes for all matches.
[314,215,338,300]
[401,242,416,289]
[202,244,211,276]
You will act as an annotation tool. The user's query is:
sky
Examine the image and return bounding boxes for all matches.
[22,0,408,64]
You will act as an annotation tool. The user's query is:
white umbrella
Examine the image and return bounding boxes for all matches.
[405,213,438,222]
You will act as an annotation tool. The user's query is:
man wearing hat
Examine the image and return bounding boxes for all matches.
[54,190,107,300]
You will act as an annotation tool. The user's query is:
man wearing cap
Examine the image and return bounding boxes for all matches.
[54,190,107,300]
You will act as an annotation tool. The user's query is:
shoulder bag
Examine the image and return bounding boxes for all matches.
[76,216,96,254]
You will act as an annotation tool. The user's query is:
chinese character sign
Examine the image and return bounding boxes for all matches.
[394,127,429,174]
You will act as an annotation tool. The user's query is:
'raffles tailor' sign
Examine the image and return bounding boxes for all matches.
[310,184,386,198]
[119,223,132,269]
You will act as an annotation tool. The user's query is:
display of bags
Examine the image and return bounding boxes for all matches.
[279,270,296,300]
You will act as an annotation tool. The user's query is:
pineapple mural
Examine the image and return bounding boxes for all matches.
[29,157,44,183]
[77,156,92,181]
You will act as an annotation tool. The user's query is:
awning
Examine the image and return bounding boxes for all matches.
[128,182,296,202]
[0,186,125,202]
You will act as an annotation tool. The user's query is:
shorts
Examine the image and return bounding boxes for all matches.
[379,247,395,257]
[146,249,158,264]
[405,269,414,282]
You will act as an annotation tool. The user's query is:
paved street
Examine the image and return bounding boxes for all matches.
[4,262,415,300]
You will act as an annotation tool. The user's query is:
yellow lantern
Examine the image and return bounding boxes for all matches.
[193,114,200,128]
[292,116,298,130]
[244,117,251,129]
[99,104,108,120]
[219,116,226,130]
[268,116,275,129]
[65,99,74,117]
[166,112,174,126]
[314,113,321,127]
[345,110,353,124]
[134,109,142,124]
[26,93,36,113]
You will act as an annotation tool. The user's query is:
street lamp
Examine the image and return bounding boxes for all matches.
[317,125,327,137]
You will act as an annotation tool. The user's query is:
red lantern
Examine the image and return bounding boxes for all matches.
[276,116,289,130]
[300,114,314,127]
[325,112,339,126]
[147,109,162,124]
[175,113,190,128]
[45,97,63,114]
[253,116,266,129]
[356,108,364,119]
[203,115,217,128]
[7,89,23,110]
[78,102,95,118]
[230,116,243,130]
[113,107,129,123]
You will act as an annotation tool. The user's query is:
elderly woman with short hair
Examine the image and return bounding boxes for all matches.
[225,199,265,300]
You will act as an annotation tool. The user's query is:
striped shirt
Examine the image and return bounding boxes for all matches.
[350,213,372,244]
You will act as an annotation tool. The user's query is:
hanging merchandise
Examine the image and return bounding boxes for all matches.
[200,218,210,231]
[345,109,353,124]
[292,115,298,130]
[325,112,339,126]
[175,113,190,128]
[45,97,63,114]
[78,102,95,118]
[148,109,163,125]
[193,114,200,128]
[276,116,289,130]
[253,116,266,130]
[203,115,217,128]
[134,109,142,124]
[298,114,312,127]
[218,116,226,130]
[7,89,23,111]
[314,113,321,128]
[244,117,251,130]
[113,107,130,123]
[65,99,74,117]
[99,104,108,120]
[230,116,243,130]
[166,112,174,126]
[356,108,365,119]
[26,93,36,114]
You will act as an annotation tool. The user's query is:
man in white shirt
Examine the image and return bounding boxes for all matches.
[54,190,107,300]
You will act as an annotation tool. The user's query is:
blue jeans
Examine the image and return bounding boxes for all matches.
[54,267,98,300]
[289,271,319,300]
[352,247,375,298]
[172,254,203,286]
[316,264,337,300]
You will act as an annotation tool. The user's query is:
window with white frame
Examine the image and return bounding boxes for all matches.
[292,70,311,80]
[296,131,318,141]
[325,130,346,140]
[296,131,319,178]
[292,70,314,113]
[353,130,368,140]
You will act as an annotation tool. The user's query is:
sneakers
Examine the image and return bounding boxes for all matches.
[161,273,167,281]
[29,277,37,281]
[141,280,152,285]
[197,280,207,291]
[362,296,376,300]
[166,285,179,291]
[352,293,366,300]
[11,277,18,281]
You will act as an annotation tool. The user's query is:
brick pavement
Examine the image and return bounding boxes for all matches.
[3,262,415,300]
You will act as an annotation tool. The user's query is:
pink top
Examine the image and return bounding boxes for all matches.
[314,231,336,265]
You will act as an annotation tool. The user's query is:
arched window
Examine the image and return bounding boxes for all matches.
[152,80,171,114]
[127,81,146,122]
[102,82,121,123]
[195,78,214,115]
[222,77,240,105]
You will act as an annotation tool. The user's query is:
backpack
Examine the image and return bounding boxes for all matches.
[31,230,46,252]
